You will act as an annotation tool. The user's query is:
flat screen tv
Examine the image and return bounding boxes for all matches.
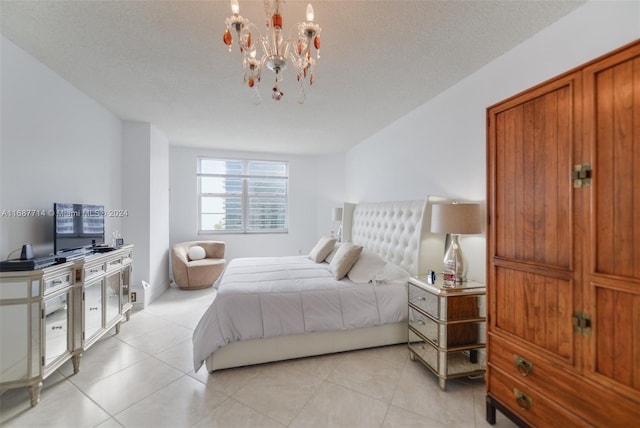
[53,203,105,254]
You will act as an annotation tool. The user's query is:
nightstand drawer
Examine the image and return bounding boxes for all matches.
[408,283,438,316]
[409,330,485,376]
[408,329,438,365]
[409,282,484,321]
[408,307,438,344]
[410,307,484,347]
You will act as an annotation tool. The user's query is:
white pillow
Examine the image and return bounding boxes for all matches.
[373,262,411,285]
[188,245,206,261]
[308,237,337,263]
[329,242,363,280]
[347,250,387,283]
[324,242,342,263]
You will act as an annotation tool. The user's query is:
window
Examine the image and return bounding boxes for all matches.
[198,158,288,233]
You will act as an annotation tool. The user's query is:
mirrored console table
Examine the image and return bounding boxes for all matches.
[0,245,133,406]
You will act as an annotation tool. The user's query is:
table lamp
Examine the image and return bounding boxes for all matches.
[332,207,343,242]
[430,202,482,284]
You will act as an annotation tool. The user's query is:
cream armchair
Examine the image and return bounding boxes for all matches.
[171,241,226,290]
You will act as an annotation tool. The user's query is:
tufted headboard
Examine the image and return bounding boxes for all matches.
[341,196,449,275]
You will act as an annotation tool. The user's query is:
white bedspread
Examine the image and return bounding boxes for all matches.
[192,256,408,371]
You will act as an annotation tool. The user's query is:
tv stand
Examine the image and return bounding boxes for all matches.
[0,245,134,406]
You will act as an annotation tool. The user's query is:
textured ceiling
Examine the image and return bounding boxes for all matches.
[1,0,584,155]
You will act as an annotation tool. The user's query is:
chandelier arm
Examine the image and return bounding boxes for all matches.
[280,39,292,60]
[259,53,269,70]
[260,37,272,58]
[287,51,303,76]
[245,22,262,39]
[285,25,300,47]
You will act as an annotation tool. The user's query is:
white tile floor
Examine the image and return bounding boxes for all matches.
[1,285,517,428]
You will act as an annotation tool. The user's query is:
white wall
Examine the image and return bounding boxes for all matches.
[122,123,150,286]
[169,147,342,266]
[122,122,170,302]
[345,0,640,282]
[1,34,171,304]
[0,36,123,258]
[314,153,347,239]
[149,125,170,300]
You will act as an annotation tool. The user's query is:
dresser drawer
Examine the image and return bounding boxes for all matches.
[44,271,72,292]
[84,264,105,281]
[488,366,587,428]
[106,257,123,270]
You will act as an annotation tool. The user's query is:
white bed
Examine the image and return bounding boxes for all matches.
[193,196,448,373]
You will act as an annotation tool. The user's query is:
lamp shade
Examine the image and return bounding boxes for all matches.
[430,203,482,234]
[332,207,343,221]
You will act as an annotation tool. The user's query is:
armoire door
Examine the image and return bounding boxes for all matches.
[488,70,582,367]
[581,41,640,411]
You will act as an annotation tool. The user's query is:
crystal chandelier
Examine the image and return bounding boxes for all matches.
[223,0,321,103]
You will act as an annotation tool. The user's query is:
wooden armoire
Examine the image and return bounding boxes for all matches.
[486,40,640,426]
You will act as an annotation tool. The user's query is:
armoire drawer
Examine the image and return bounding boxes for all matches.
[488,366,587,428]
[488,334,640,426]
[488,335,553,389]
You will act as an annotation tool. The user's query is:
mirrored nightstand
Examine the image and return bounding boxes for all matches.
[408,275,486,390]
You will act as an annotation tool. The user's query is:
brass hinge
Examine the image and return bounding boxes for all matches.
[573,311,592,336]
[573,164,592,188]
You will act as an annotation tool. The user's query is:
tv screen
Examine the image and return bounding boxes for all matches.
[54,203,105,254]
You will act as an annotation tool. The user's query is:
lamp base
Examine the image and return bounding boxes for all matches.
[442,234,467,285]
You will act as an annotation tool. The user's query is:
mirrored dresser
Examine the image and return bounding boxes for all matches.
[0,245,133,406]
[0,262,78,406]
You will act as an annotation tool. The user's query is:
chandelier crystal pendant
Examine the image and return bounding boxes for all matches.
[223,0,321,103]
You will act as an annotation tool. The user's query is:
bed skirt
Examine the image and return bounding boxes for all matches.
[205,322,408,372]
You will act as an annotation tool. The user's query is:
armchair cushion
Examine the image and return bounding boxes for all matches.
[188,245,206,260]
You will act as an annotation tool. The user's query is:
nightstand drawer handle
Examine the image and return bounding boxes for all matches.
[514,354,533,377]
[513,388,532,411]
[417,296,426,301]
